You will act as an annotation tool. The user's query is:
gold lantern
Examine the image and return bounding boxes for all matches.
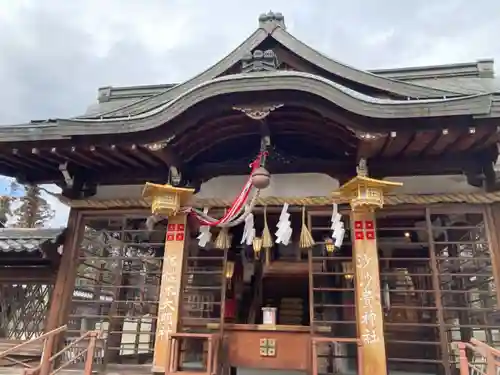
[253,237,263,260]
[324,237,335,253]
[336,160,402,210]
[342,261,354,281]
[225,260,235,289]
[142,182,195,217]
[225,261,235,279]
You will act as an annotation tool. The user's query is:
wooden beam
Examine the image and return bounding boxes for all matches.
[13,148,58,171]
[69,147,106,168]
[129,144,159,166]
[44,209,84,357]
[173,110,357,153]
[149,146,183,168]
[194,157,357,181]
[185,130,351,163]
[403,130,438,157]
[89,146,125,168]
[0,141,488,188]
[0,267,55,282]
[194,155,481,182]
[356,135,388,160]
[108,145,143,168]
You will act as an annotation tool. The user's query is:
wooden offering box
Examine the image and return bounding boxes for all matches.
[225,324,310,371]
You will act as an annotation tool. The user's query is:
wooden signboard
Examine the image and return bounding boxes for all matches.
[152,214,187,373]
[352,210,387,375]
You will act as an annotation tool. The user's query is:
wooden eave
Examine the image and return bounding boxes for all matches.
[0,100,497,186]
[55,190,500,210]
[0,12,497,186]
[0,72,492,144]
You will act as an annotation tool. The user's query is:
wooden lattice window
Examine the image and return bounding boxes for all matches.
[0,283,52,339]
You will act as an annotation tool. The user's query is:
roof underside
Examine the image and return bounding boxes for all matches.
[0,100,496,188]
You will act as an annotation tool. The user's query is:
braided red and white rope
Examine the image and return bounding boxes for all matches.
[189,152,266,227]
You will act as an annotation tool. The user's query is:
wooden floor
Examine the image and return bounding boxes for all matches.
[0,364,152,375]
[238,369,435,375]
[0,364,443,375]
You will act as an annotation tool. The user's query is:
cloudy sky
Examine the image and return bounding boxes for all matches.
[0,0,499,227]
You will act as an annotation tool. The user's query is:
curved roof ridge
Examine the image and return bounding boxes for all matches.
[0,227,65,239]
[78,28,269,119]
[67,71,491,123]
[0,71,493,142]
[370,60,494,80]
[270,27,463,98]
[12,71,488,131]
[79,15,472,121]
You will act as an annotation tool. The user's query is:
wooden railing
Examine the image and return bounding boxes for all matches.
[311,336,362,375]
[41,330,100,375]
[0,325,67,370]
[0,326,101,375]
[456,339,500,375]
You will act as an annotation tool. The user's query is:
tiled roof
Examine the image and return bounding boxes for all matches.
[0,228,66,253]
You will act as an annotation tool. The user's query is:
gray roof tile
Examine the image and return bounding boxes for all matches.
[0,228,66,253]
[406,77,500,95]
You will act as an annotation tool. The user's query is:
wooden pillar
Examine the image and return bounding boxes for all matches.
[142,182,195,373]
[45,209,83,332]
[336,160,403,375]
[351,208,387,375]
[42,209,84,372]
[153,213,188,372]
[484,204,500,305]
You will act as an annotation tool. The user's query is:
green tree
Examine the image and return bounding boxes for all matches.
[0,179,22,227]
[13,185,55,228]
[0,197,11,228]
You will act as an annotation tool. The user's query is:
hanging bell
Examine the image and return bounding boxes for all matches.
[251,167,271,189]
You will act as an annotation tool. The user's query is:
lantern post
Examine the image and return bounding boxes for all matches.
[336,161,402,375]
[142,182,195,373]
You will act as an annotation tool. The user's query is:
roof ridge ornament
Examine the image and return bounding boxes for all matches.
[233,104,283,120]
[258,11,286,30]
[241,49,278,73]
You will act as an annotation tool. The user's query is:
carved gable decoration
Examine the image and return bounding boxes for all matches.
[241,50,278,73]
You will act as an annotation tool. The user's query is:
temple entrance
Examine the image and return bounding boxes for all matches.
[224,209,311,327]
[261,276,309,326]
[60,203,498,375]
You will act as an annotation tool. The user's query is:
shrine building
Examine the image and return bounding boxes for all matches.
[0,11,499,375]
